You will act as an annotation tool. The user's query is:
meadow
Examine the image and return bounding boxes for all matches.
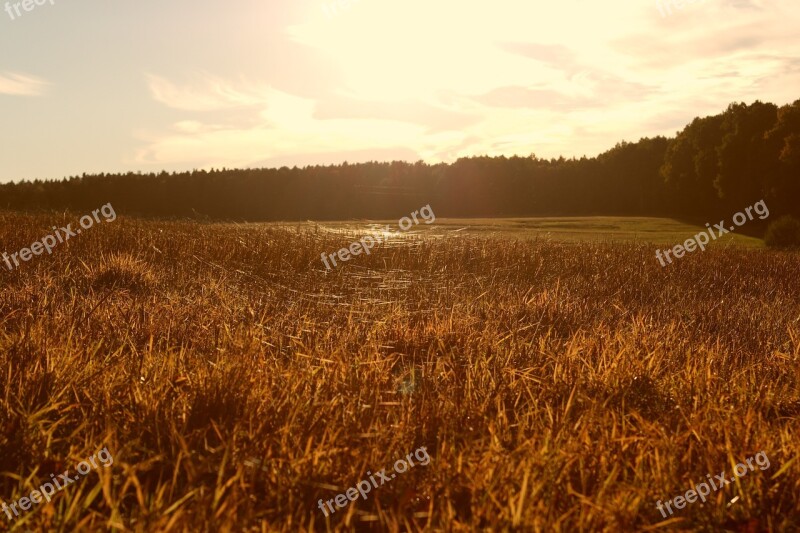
[313,216,768,246]
[0,211,798,532]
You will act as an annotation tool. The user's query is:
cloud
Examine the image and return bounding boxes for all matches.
[145,73,268,111]
[473,71,655,111]
[135,75,471,169]
[313,96,481,133]
[497,42,578,71]
[0,72,49,96]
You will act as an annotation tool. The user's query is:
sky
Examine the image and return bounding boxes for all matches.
[0,0,798,183]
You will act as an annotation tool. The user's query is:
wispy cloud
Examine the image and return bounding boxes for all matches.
[145,73,268,111]
[134,74,472,168]
[0,72,49,96]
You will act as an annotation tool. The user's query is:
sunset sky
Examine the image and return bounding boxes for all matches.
[0,0,798,182]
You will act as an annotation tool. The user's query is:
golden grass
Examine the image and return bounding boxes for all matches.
[0,211,798,532]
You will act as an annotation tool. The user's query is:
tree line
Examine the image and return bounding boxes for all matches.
[1,99,798,222]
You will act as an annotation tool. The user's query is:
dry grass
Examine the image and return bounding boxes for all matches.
[0,211,798,532]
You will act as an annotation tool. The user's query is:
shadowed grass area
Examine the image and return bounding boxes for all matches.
[0,211,797,531]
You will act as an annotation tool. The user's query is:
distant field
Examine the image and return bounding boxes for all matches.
[307,216,767,247]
